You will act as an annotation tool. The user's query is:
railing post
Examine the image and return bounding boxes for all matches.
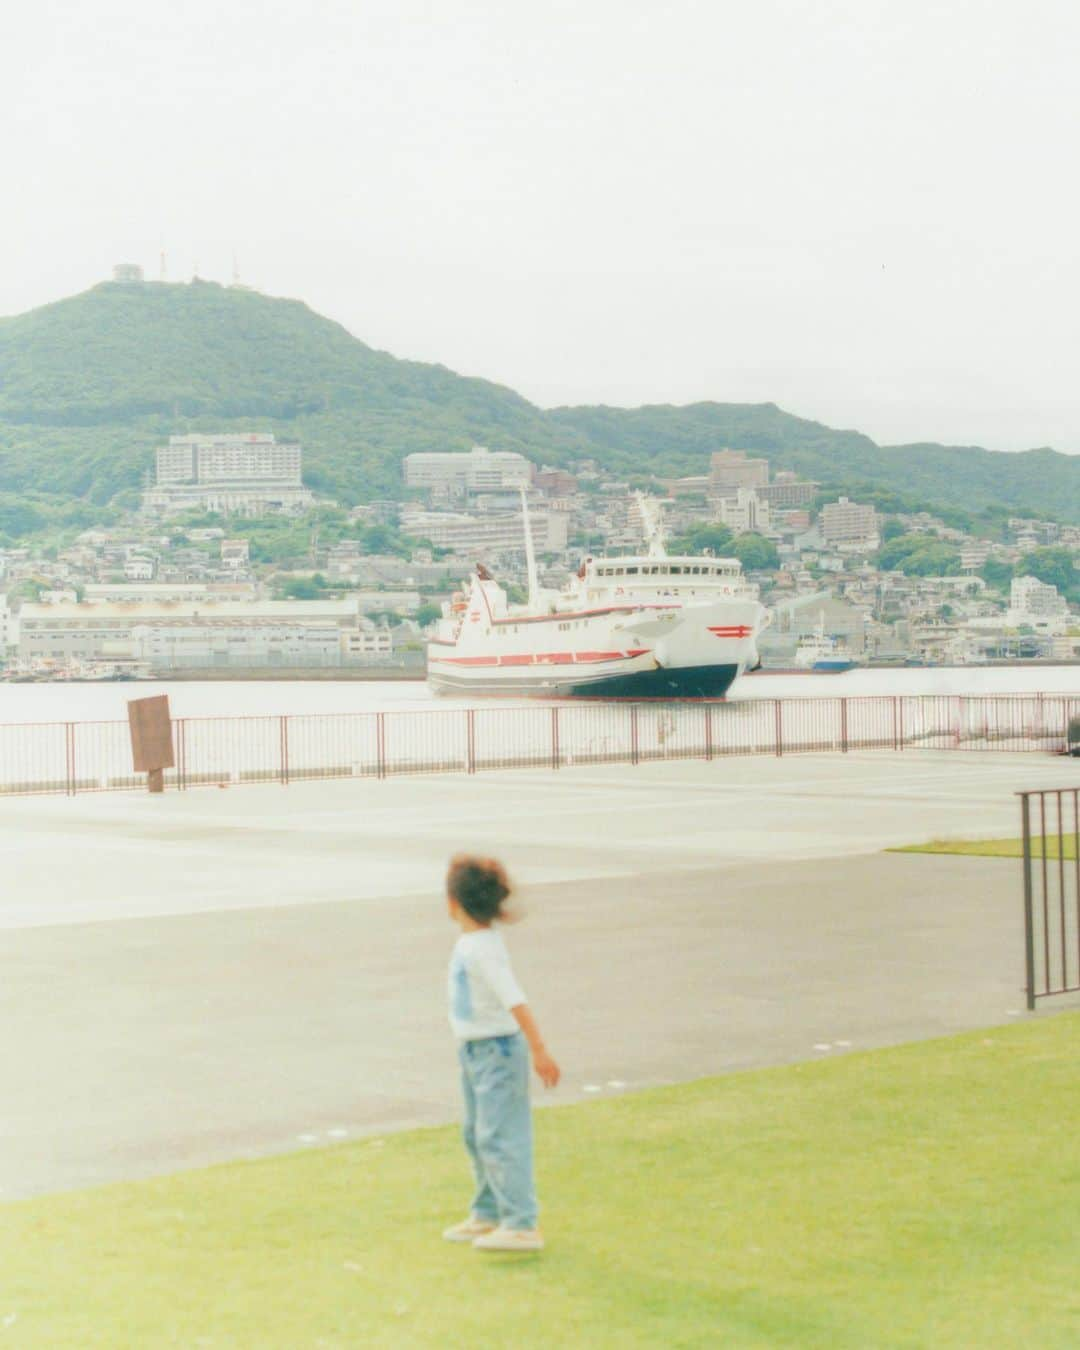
[704,703,713,761]
[280,715,289,786]
[1056,790,1067,992]
[840,698,849,754]
[65,722,76,796]
[898,697,904,751]
[630,705,639,766]
[774,700,783,757]
[376,712,386,780]
[466,709,476,774]
[1021,791,1037,1011]
[550,707,560,771]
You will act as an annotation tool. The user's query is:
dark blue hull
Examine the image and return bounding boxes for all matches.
[430,663,741,700]
[564,663,740,699]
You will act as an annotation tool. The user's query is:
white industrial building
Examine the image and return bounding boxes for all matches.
[18,598,386,669]
[142,434,315,516]
[82,583,257,605]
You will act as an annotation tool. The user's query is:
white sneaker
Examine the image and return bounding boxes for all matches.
[442,1216,498,1243]
[472,1226,544,1252]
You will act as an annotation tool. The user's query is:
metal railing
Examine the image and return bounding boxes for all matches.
[0,692,1076,799]
[1020,786,1080,1009]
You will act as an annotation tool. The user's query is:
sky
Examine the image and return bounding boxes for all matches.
[3,0,1079,453]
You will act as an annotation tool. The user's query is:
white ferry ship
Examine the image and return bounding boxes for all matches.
[427,497,768,698]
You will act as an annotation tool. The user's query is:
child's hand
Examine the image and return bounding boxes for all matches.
[533,1048,561,1088]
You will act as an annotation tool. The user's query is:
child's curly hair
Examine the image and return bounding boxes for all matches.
[446,854,512,923]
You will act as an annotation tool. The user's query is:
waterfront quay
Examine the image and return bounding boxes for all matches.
[2,749,1076,1200]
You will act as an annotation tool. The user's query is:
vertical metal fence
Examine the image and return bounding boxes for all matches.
[0,692,1076,799]
[1020,787,1080,1009]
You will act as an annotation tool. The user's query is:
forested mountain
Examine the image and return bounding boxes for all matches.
[0,278,1077,527]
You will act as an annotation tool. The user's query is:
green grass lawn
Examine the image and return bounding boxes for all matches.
[890,836,1077,860]
[2,1016,1079,1349]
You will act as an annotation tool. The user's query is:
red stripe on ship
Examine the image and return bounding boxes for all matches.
[432,649,649,668]
[708,625,752,638]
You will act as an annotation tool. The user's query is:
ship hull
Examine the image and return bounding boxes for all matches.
[427,661,741,699]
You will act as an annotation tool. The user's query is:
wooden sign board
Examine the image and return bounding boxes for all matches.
[128,695,175,773]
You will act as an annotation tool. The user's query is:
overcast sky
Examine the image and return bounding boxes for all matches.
[4,0,1078,453]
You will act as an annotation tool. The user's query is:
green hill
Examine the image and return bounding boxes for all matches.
[0,278,1077,526]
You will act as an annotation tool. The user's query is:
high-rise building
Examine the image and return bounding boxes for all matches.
[709,449,770,490]
[403,447,533,498]
[820,497,879,548]
[143,434,314,516]
[758,472,819,508]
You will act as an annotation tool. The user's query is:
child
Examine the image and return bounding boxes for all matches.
[442,854,560,1252]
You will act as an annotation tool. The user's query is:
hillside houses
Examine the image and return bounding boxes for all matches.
[1,445,1077,671]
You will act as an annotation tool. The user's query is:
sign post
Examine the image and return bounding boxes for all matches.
[128,694,175,793]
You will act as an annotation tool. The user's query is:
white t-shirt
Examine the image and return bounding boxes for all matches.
[448,927,526,1041]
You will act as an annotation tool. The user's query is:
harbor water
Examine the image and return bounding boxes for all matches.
[0,664,1076,725]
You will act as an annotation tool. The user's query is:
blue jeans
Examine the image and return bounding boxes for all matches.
[458,1032,537,1230]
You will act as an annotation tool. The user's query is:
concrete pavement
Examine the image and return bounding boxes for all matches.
[2,751,1077,1198]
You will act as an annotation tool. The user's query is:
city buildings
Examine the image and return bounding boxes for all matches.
[718,489,770,535]
[142,434,315,516]
[758,472,819,509]
[1006,575,1069,633]
[398,507,568,555]
[820,497,880,550]
[709,449,770,490]
[2,432,1077,674]
[403,447,533,500]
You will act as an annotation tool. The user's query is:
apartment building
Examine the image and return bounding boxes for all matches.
[143,434,314,516]
[1007,575,1069,631]
[709,449,770,490]
[820,497,880,548]
[398,508,567,555]
[757,472,819,508]
[403,447,533,499]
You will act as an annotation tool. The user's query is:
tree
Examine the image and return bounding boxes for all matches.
[0,499,44,537]
[979,556,1013,592]
[876,533,960,577]
[357,523,413,557]
[415,602,443,628]
[278,576,325,600]
[731,532,780,571]
[1024,547,1077,597]
[669,523,735,555]
[881,515,905,542]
